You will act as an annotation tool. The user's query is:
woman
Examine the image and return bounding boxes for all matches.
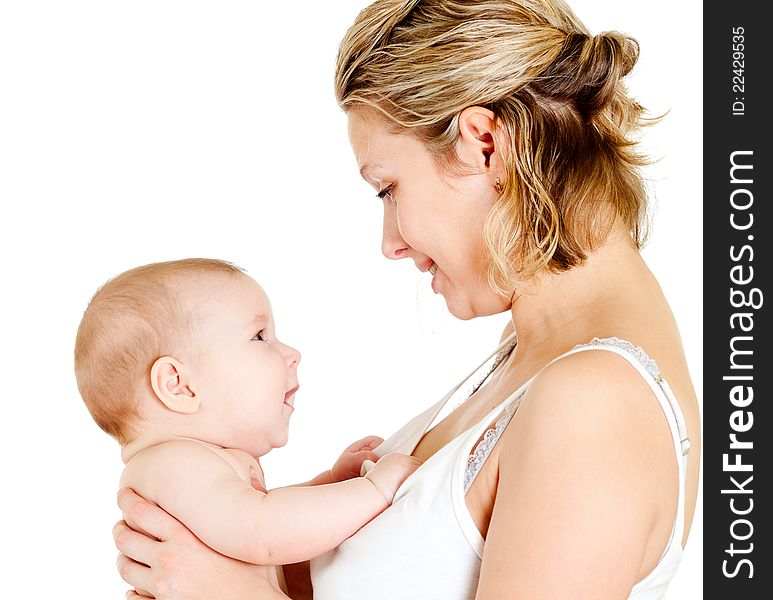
[114,0,700,598]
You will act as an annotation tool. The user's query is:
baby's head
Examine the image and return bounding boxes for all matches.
[74,258,301,457]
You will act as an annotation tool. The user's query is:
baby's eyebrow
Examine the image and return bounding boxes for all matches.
[246,314,268,328]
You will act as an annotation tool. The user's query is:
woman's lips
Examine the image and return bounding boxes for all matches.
[429,264,439,293]
[417,260,440,294]
[418,259,435,273]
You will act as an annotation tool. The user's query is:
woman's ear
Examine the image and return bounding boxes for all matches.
[150,356,200,414]
[456,106,505,176]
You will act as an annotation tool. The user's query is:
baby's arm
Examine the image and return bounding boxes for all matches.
[121,441,418,566]
[295,435,383,486]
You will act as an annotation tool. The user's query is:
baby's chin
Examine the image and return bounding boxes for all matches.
[227,432,289,457]
[265,426,291,452]
[273,430,290,449]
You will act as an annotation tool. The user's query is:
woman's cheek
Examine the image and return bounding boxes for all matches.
[395,205,423,250]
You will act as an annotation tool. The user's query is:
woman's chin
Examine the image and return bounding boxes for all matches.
[444,290,512,320]
[443,294,477,320]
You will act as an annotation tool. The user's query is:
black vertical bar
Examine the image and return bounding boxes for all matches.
[704,1,770,597]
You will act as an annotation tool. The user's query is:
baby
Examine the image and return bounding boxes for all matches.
[74,258,420,598]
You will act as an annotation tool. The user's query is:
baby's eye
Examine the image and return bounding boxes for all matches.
[376,185,394,202]
[252,331,266,342]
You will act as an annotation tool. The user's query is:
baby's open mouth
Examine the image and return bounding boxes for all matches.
[284,385,299,407]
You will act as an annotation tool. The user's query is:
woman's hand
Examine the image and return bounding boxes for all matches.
[114,488,275,600]
[330,435,383,482]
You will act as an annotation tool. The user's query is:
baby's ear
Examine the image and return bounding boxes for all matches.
[150,356,200,414]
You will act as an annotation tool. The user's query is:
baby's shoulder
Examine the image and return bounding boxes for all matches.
[121,440,256,498]
[127,439,224,467]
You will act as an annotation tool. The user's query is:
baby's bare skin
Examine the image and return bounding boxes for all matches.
[121,439,418,597]
[74,262,421,599]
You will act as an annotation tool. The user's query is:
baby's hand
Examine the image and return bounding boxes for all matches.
[365,453,422,504]
[330,435,384,482]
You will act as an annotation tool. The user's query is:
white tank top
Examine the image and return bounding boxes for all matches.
[311,335,691,599]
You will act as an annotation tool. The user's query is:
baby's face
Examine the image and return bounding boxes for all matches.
[187,274,301,456]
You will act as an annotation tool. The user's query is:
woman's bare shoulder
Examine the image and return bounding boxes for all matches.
[504,348,668,450]
[476,350,675,596]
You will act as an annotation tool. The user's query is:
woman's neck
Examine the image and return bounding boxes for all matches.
[508,226,650,350]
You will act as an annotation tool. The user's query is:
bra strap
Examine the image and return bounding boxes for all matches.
[567,339,691,457]
[423,331,517,434]
[365,331,518,467]
[462,338,691,502]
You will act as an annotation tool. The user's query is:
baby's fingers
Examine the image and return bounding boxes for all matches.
[360,435,384,450]
[347,435,384,452]
[355,449,380,463]
[360,459,377,476]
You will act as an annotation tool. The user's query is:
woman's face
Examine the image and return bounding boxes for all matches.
[347,110,511,319]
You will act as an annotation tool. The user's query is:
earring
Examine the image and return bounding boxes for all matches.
[495,178,503,194]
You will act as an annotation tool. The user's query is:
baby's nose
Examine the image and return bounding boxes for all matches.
[284,344,301,368]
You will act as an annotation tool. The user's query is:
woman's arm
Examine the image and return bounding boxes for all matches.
[475,351,678,599]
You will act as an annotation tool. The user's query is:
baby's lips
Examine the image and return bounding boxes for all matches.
[284,384,300,405]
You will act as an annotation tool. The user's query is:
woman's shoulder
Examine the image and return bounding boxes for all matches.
[496,344,678,487]
[484,339,690,588]
[493,343,680,511]
[481,347,677,595]
[514,347,664,439]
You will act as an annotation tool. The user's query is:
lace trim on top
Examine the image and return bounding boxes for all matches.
[462,336,664,492]
[463,391,524,492]
[578,337,662,381]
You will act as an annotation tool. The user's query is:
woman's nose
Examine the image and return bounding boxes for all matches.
[381,202,409,260]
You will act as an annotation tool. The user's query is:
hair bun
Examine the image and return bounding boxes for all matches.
[533,30,639,119]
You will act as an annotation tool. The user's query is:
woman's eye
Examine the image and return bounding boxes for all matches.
[252,331,266,342]
[376,185,394,202]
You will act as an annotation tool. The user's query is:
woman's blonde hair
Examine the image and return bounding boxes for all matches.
[335,0,654,293]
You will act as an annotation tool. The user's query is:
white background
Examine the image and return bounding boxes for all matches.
[0,1,702,597]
